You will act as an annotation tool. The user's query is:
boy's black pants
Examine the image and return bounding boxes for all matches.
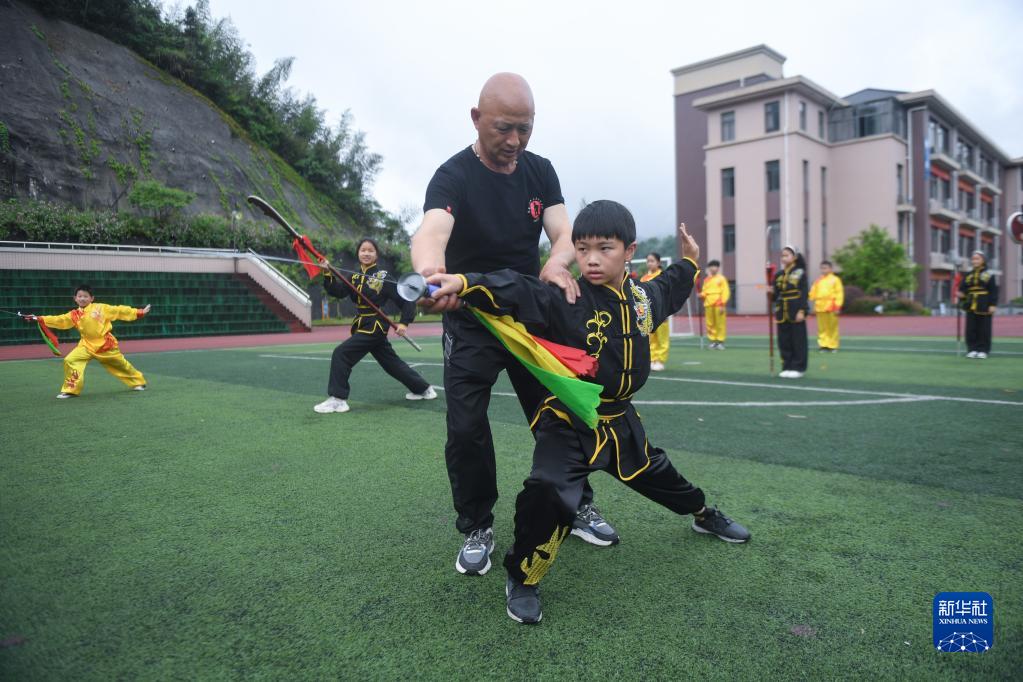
[443,311,595,534]
[777,320,808,371]
[504,409,705,585]
[327,332,429,399]
[965,312,992,353]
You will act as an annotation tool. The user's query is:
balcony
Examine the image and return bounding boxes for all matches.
[929,147,959,170]
[896,193,915,212]
[958,162,984,184]
[929,252,954,270]
[928,198,958,221]
[961,207,985,229]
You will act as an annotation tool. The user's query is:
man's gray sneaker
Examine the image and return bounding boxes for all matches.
[692,507,751,543]
[506,578,542,624]
[455,527,494,575]
[570,504,620,546]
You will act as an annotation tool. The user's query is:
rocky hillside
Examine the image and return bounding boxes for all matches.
[0,0,353,234]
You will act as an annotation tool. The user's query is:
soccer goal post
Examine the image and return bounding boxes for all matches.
[629,256,696,337]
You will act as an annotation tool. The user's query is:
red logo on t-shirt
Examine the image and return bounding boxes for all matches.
[528,198,543,222]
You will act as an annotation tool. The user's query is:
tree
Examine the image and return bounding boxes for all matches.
[129,180,194,222]
[832,225,919,297]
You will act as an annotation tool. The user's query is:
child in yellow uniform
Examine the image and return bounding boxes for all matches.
[640,252,670,370]
[699,260,730,349]
[808,260,844,352]
[26,284,150,399]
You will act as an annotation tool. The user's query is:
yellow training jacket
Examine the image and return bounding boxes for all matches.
[809,273,844,313]
[700,273,730,307]
[40,303,144,354]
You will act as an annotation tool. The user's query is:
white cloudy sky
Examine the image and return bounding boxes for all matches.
[207,0,1022,239]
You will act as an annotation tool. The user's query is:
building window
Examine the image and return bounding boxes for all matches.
[765,101,780,133]
[727,280,737,311]
[799,101,807,131]
[721,111,735,142]
[897,164,904,203]
[723,224,735,253]
[767,220,781,252]
[930,227,951,254]
[959,232,975,257]
[722,168,735,198]
[818,110,825,139]
[765,160,780,192]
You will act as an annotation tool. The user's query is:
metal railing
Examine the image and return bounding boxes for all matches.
[0,240,310,305]
[245,249,310,304]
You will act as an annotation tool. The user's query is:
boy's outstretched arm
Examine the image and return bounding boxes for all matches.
[106,303,150,321]
[638,223,701,328]
[427,269,563,330]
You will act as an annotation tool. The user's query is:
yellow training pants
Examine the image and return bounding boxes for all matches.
[816,311,840,349]
[60,344,146,395]
[649,322,670,363]
[705,306,727,343]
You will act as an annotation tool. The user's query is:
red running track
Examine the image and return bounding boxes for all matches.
[3,315,1020,362]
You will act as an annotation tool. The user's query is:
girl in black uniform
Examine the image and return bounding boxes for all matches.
[313,238,436,413]
[960,250,998,359]
[773,245,809,378]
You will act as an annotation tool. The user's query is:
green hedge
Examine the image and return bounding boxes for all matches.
[0,199,410,273]
[842,295,930,316]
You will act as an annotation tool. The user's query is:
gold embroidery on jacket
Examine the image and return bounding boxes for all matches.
[629,279,653,336]
[585,311,612,358]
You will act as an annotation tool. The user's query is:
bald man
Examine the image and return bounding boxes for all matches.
[412,73,619,576]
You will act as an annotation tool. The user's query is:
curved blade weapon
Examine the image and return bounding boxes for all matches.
[246,195,423,352]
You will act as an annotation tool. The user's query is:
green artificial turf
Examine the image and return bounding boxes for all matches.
[1,334,1020,679]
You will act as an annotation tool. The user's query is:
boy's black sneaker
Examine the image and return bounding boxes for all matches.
[506,578,542,624]
[455,527,494,575]
[571,504,620,546]
[692,507,750,543]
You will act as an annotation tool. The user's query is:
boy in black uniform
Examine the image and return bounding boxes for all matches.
[772,246,809,378]
[959,250,998,359]
[428,200,750,623]
[313,238,435,413]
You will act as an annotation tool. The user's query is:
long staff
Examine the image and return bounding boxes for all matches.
[766,263,777,375]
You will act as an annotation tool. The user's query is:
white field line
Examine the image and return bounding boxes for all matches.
[646,375,1023,406]
[259,354,1022,408]
[673,341,1023,356]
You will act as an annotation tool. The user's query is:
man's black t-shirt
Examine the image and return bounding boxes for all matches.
[423,147,564,277]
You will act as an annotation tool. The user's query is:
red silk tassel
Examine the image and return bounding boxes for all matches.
[532,336,599,377]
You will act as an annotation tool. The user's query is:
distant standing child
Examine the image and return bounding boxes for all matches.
[23,284,149,399]
[772,246,809,378]
[959,250,998,359]
[640,252,670,370]
[313,238,436,413]
[809,260,844,352]
[700,259,730,349]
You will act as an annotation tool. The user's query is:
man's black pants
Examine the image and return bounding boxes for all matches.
[443,311,595,534]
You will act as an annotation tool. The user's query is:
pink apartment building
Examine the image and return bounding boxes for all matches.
[672,45,1022,313]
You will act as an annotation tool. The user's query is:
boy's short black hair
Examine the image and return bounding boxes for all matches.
[75,284,93,296]
[572,200,636,245]
[820,259,832,267]
[707,259,721,267]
